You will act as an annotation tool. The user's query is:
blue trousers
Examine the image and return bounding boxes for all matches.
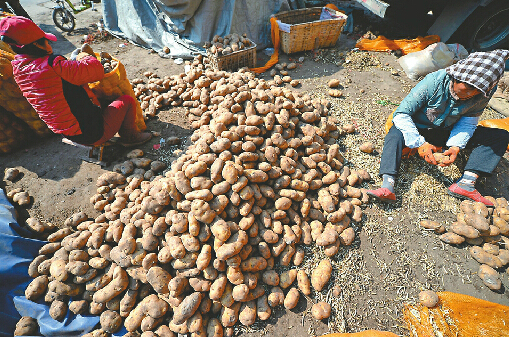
[380,125,509,177]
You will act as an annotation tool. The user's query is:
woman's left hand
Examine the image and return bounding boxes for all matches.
[439,146,460,166]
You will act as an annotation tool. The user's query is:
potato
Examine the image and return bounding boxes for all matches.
[328,79,340,88]
[26,218,46,234]
[97,172,126,187]
[450,222,480,239]
[64,211,88,227]
[311,260,332,292]
[439,232,465,245]
[497,249,509,265]
[297,269,311,295]
[220,302,241,327]
[478,264,501,290]
[49,300,67,321]
[464,213,490,231]
[359,142,374,154]
[232,284,250,301]
[25,275,48,301]
[4,167,20,181]
[100,310,122,333]
[14,316,38,336]
[419,220,446,234]
[172,292,202,325]
[239,300,257,326]
[283,287,300,309]
[339,227,355,246]
[311,301,331,320]
[469,246,503,269]
[279,269,297,289]
[267,286,284,307]
[418,290,439,307]
[328,89,343,97]
[13,191,30,206]
[209,274,227,300]
[146,266,172,294]
[206,318,223,337]
[262,270,280,286]
[93,266,129,303]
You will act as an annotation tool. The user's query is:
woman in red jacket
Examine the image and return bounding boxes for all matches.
[0,16,152,147]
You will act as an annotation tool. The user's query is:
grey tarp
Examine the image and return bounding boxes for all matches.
[103,0,285,58]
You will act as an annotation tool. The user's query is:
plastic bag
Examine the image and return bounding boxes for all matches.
[479,117,509,151]
[446,43,468,62]
[88,54,146,132]
[398,42,455,80]
[355,35,440,55]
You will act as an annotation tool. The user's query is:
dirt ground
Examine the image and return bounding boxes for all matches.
[2,2,509,336]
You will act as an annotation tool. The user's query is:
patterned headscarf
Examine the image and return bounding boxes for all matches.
[446,49,509,97]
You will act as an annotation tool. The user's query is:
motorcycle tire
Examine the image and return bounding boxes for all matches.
[53,7,75,33]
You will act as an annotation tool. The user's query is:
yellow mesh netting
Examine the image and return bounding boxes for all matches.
[403,291,509,337]
[356,35,440,55]
[322,331,398,337]
[88,53,146,131]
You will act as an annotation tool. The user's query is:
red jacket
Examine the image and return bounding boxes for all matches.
[11,54,105,142]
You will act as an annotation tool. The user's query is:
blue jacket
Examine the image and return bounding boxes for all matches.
[393,69,495,148]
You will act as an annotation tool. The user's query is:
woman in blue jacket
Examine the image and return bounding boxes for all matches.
[367,49,509,207]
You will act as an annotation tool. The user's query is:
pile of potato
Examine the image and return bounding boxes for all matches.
[421,199,509,291]
[204,34,253,56]
[20,59,376,336]
[131,54,308,120]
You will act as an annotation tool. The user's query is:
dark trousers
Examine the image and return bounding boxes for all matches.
[380,125,509,177]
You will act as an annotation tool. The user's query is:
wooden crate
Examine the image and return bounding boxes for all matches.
[275,7,347,54]
[207,39,257,71]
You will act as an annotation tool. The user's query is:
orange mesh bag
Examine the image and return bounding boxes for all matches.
[478,117,509,151]
[356,35,440,55]
[88,54,146,132]
[403,291,509,337]
[321,331,398,337]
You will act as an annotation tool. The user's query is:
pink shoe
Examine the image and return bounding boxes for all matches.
[366,187,397,204]
[447,183,494,207]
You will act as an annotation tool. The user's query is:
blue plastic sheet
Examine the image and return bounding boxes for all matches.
[102,0,285,58]
[0,190,99,336]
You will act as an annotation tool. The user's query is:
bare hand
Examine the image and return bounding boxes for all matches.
[439,146,460,166]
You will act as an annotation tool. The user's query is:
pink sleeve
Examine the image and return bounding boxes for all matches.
[51,55,105,85]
